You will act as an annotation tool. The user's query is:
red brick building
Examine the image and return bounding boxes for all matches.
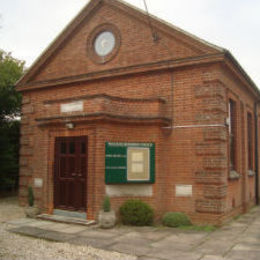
[17,0,260,225]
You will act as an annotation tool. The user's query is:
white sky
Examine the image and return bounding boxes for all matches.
[1,0,260,87]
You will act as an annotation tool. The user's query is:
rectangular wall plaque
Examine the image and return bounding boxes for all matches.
[34,178,43,188]
[61,101,83,113]
[175,185,192,197]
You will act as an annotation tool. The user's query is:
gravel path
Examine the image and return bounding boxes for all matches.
[0,197,136,260]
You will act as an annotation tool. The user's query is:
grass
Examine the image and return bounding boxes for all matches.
[233,214,241,220]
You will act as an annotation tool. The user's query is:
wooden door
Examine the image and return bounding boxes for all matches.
[54,136,87,211]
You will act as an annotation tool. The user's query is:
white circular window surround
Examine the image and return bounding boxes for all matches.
[87,24,121,64]
[94,31,116,57]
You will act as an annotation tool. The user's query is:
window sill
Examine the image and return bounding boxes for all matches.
[248,170,255,177]
[229,170,240,180]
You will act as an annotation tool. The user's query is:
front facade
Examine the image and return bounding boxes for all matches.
[17,0,260,225]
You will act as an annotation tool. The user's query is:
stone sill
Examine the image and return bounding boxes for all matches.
[248,170,255,177]
[229,170,240,180]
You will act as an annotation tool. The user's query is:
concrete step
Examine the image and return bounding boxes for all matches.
[37,214,96,226]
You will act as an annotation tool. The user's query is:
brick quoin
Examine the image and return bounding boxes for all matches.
[16,0,260,225]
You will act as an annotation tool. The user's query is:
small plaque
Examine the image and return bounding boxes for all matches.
[176,185,192,197]
[34,178,43,188]
[61,101,83,113]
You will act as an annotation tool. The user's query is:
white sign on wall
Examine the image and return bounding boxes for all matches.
[175,185,192,197]
[60,101,83,113]
[34,178,43,188]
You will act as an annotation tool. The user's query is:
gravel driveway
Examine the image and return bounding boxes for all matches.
[0,197,136,260]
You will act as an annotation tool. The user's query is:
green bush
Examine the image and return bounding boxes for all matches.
[162,212,191,227]
[28,186,34,207]
[119,199,154,226]
[102,196,111,212]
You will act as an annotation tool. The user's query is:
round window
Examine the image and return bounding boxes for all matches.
[87,24,121,64]
[94,31,116,57]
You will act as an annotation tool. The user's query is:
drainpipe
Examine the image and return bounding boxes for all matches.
[254,102,259,205]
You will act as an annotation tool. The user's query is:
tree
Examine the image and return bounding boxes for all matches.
[0,50,24,120]
[0,50,24,194]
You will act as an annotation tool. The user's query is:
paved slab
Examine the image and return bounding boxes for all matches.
[6,207,260,260]
[146,248,201,260]
[68,236,116,249]
[37,230,76,242]
[200,256,225,260]
[79,229,118,239]
[107,242,152,257]
[6,218,36,226]
[9,226,45,237]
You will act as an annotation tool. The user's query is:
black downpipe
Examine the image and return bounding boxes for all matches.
[254,102,259,205]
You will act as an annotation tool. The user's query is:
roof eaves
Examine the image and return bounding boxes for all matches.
[224,50,260,97]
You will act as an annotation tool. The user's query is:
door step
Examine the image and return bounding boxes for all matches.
[53,209,87,219]
[37,213,96,226]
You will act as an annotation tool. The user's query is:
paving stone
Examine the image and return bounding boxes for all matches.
[232,243,260,251]
[140,230,173,241]
[146,248,202,260]
[208,231,241,242]
[237,236,260,243]
[151,239,194,251]
[113,231,152,246]
[43,223,71,231]
[68,236,116,249]
[107,242,152,256]
[200,255,225,260]
[138,257,163,260]
[79,229,118,239]
[9,226,45,237]
[37,230,76,242]
[193,239,234,256]
[58,225,88,234]
[225,250,260,260]
[26,220,56,228]
[151,233,206,251]
[6,218,35,226]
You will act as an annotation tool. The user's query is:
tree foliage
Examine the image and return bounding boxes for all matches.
[0,50,24,193]
[0,50,24,120]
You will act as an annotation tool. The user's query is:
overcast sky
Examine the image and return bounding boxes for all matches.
[1,0,260,87]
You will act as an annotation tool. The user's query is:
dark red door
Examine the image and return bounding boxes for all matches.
[54,136,87,211]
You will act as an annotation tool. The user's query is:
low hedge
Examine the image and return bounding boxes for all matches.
[119,199,154,226]
[162,212,191,227]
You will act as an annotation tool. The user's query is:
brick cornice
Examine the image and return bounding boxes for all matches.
[43,93,166,105]
[35,112,171,126]
[17,53,224,92]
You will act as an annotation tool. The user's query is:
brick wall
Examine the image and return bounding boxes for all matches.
[18,0,259,225]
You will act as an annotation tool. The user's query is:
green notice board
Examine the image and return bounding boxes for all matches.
[105,142,155,184]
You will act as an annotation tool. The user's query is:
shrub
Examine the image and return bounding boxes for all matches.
[28,186,34,207]
[102,196,111,212]
[119,199,154,226]
[162,212,191,227]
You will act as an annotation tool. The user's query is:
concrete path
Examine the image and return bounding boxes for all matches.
[6,207,260,260]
